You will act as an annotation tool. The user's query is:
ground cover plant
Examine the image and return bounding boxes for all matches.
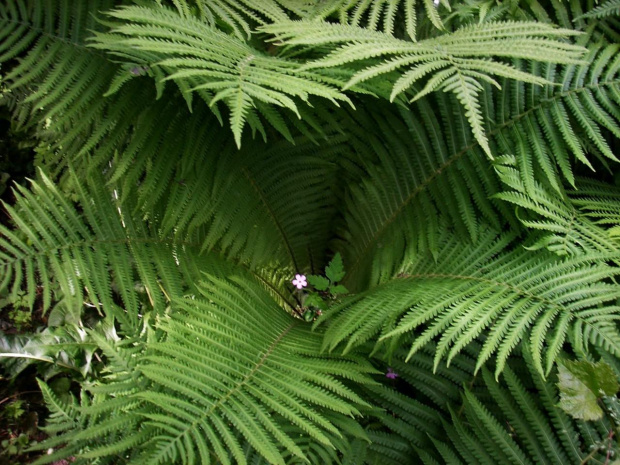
[1,0,620,463]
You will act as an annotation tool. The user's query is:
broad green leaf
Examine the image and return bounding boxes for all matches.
[308,275,330,291]
[561,360,619,397]
[557,360,619,421]
[329,284,349,296]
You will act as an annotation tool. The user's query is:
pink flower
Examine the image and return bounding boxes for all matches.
[292,274,307,289]
[386,368,399,379]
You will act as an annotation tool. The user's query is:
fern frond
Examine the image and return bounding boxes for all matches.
[31,276,376,465]
[161,0,290,40]
[153,131,348,273]
[0,0,119,134]
[300,0,451,39]
[318,227,620,377]
[494,157,620,257]
[176,0,451,41]
[0,170,178,328]
[89,5,352,147]
[327,342,478,464]
[334,99,515,288]
[496,43,620,189]
[425,349,596,464]
[337,42,620,289]
[33,383,84,458]
[579,0,620,19]
[0,0,175,190]
[569,177,620,234]
[263,19,585,156]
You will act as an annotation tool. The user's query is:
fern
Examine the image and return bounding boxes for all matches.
[152,132,349,272]
[160,0,290,40]
[2,1,620,464]
[90,5,352,147]
[424,348,604,464]
[0,0,346,192]
[0,0,118,134]
[494,156,620,257]
[29,276,376,464]
[263,19,585,156]
[295,0,451,39]
[318,227,620,377]
[579,0,620,19]
[0,170,175,329]
[569,177,620,235]
[333,98,514,288]
[335,41,620,289]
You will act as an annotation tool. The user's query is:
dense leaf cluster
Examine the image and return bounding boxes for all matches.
[1,0,620,463]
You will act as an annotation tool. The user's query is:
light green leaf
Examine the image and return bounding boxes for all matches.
[557,360,619,421]
[325,253,345,283]
[560,359,619,397]
[308,275,330,291]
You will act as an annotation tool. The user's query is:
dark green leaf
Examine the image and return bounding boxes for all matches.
[329,284,349,296]
[557,360,619,421]
[305,293,328,310]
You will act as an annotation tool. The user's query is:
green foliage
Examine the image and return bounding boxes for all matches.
[308,253,348,295]
[26,262,375,464]
[91,5,353,147]
[0,0,620,463]
[318,227,620,377]
[557,359,619,421]
[495,157,620,257]
[580,0,620,19]
[263,19,585,156]
[426,349,593,465]
[1,432,33,456]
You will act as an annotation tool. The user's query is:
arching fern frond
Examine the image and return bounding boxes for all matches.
[494,157,620,257]
[154,131,348,273]
[90,5,352,147]
[30,276,376,465]
[0,0,177,189]
[289,0,451,39]
[317,227,620,378]
[159,0,289,40]
[263,19,585,156]
[335,41,620,289]
[426,348,599,464]
[173,0,451,41]
[0,0,118,134]
[569,177,620,237]
[341,342,478,464]
[0,166,300,331]
[0,170,171,329]
[0,0,113,62]
[579,0,620,19]
[334,98,516,289]
[241,421,351,465]
[490,43,620,191]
